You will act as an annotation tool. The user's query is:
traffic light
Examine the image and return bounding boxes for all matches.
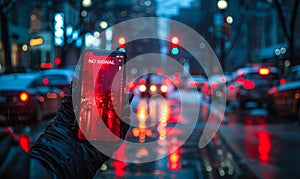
[54,13,64,46]
[170,36,180,55]
[117,36,126,52]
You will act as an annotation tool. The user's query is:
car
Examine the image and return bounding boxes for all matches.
[41,69,74,96]
[205,73,228,102]
[229,64,281,108]
[267,65,300,122]
[185,75,208,91]
[130,73,176,98]
[0,73,64,124]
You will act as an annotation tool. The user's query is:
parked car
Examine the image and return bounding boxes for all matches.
[229,64,280,108]
[41,69,74,96]
[267,65,300,122]
[0,73,64,124]
[131,73,176,98]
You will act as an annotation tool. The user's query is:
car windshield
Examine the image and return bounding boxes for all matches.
[246,73,279,85]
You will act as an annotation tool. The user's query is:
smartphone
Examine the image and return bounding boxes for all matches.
[76,49,126,142]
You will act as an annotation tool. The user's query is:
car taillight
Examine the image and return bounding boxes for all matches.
[280,78,286,85]
[139,85,147,92]
[160,85,168,93]
[259,68,270,76]
[228,85,235,91]
[243,80,255,90]
[237,77,245,84]
[210,81,219,89]
[150,84,157,92]
[19,91,29,102]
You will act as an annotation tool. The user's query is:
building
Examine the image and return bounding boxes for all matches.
[0,0,80,71]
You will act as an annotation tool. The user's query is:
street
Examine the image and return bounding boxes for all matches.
[16,89,300,179]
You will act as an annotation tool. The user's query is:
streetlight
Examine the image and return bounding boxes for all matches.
[217,0,228,71]
[217,0,228,10]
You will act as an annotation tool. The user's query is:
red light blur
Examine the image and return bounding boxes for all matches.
[18,135,30,152]
[220,76,226,83]
[258,131,271,163]
[237,77,245,83]
[156,68,163,75]
[54,58,61,65]
[40,63,46,69]
[280,78,286,85]
[228,85,235,91]
[168,149,181,170]
[139,78,146,85]
[19,92,29,103]
[43,78,49,85]
[210,81,219,89]
[45,63,52,69]
[243,80,255,90]
[174,72,181,79]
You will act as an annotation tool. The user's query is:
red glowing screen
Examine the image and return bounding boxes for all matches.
[78,50,125,141]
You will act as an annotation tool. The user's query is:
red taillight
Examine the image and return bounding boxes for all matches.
[259,68,270,75]
[280,78,286,85]
[228,85,235,91]
[43,78,49,85]
[18,134,30,152]
[112,160,126,177]
[237,77,245,83]
[168,149,181,170]
[243,80,255,90]
[19,92,29,102]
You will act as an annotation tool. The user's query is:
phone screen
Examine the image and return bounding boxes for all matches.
[77,50,126,142]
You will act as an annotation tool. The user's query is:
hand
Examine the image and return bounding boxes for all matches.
[29,81,132,178]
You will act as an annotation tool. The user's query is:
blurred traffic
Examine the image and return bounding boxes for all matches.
[0,69,73,125]
[1,0,300,178]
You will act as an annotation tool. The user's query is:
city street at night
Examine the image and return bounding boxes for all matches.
[1,0,300,178]
[12,89,300,178]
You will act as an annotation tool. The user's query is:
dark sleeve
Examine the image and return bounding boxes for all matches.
[29,90,108,178]
[29,83,131,178]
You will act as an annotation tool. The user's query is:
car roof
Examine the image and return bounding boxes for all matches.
[232,66,279,78]
[41,69,74,81]
[0,73,41,90]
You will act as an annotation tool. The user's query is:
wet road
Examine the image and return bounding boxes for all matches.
[221,103,300,179]
[17,89,300,178]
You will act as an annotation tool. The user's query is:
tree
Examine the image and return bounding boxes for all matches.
[274,0,299,66]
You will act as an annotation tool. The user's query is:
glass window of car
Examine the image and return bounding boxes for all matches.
[47,75,68,86]
[245,73,279,85]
